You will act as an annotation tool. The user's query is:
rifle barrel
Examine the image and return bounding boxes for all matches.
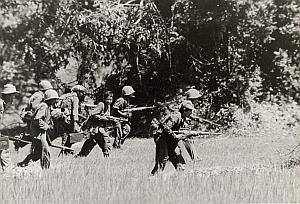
[5,135,75,151]
[8,136,32,144]
[50,143,74,151]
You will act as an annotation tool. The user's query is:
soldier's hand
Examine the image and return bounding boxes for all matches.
[174,134,185,141]
[51,108,63,119]
[126,112,132,118]
[39,120,49,130]
[74,121,81,133]
[103,151,109,158]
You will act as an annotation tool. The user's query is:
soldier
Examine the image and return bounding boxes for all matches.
[17,89,59,169]
[0,84,19,171]
[76,91,114,158]
[112,86,135,148]
[17,80,53,150]
[150,101,195,175]
[57,85,86,154]
[180,88,201,160]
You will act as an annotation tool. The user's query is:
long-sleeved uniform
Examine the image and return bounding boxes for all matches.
[112,97,131,148]
[56,92,80,154]
[18,102,51,169]
[150,111,186,175]
[0,98,13,171]
[77,102,112,157]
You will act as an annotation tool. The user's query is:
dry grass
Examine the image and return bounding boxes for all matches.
[1,133,300,204]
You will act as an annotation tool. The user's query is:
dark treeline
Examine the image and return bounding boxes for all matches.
[0,0,299,126]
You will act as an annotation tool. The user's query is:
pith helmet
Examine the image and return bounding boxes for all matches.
[180,100,195,111]
[122,86,135,96]
[186,88,201,99]
[1,84,19,94]
[39,80,53,91]
[44,89,59,101]
[71,85,87,92]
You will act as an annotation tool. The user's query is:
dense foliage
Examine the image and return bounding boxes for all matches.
[0,0,299,125]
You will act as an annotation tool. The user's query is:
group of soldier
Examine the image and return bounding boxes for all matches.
[0,80,204,175]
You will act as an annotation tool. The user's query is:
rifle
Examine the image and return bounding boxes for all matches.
[190,116,222,127]
[100,115,128,122]
[4,135,75,152]
[123,106,156,112]
[81,103,97,109]
[173,130,221,140]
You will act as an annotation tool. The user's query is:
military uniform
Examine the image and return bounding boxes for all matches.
[57,92,80,153]
[0,98,13,171]
[150,111,187,175]
[112,97,131,148]
[179,100,197,160]
[76,102,112,157]
[18,102,52,168]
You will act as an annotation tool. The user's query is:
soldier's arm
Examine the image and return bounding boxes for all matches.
[72,96,79,122]
[0,100,4,120]
[35,103,50,130]
[162,114,182,140]
[113,98,128,118]
[89,102,104,116]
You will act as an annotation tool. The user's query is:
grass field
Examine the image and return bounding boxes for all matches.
[1,134,300,204]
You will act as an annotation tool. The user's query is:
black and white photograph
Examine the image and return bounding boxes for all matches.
[0,0,300,203]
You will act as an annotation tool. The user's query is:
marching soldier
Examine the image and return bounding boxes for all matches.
[179,88,201,160]
[112,86,135,148]
[21,80,54,125]
[150,101,195,175]
[17,89,59,169]
[0,84,19,171]
[57,85,87,154]
[16,80,53,150]
[76,91,114,158]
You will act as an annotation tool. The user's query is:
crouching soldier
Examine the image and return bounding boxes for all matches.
[57,85,86,155]
[17,89,59,169]
[150,101,195,175]
[179,88,201,161]
[76,91,114,158]
[112,86,135,148]
[0,84,19,171]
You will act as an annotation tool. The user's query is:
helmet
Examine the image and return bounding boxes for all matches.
[71,85,87,93]
[122,86,135,96]
[44,89,59,101]
[180,100,195,111]
[1,84,18,94]
[186,88,201,99]
[39,80,53,91]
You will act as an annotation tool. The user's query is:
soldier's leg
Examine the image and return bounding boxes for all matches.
[182,139,196,160]
[168,141,186,171]
[113,122,122,148]
[151,142,160,175]
[62,133,74,155]
[40,133,50,169]
[76,137,97,157]
[0,149,13,171]
[94,128,110,157]
[17,139,41,167]
[120,123,131,145]
[152,136,169,175]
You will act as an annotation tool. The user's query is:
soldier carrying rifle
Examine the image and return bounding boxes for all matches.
[76,91,114,158]
[56,85,87,155]
[149,101,196,175]
[0,84,19,171]
[112,86,135,148]
[17,89,60,169]
[17,80,54,151]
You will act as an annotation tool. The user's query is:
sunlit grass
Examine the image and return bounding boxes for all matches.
[1,135,300,204]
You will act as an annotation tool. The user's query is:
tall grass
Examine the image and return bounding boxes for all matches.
[1,136,300,204]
